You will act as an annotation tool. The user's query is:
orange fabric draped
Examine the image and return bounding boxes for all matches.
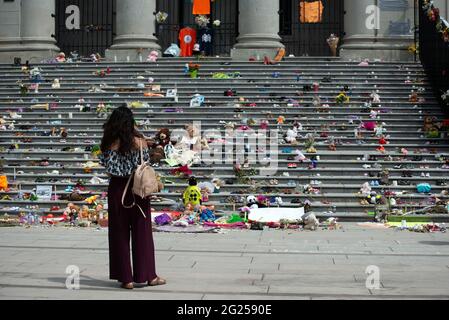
[299,0,324,23]
[193,0,211,15]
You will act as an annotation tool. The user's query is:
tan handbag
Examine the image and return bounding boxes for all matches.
[122,140,163,218]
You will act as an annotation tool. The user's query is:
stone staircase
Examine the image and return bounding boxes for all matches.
[1,57,448,221]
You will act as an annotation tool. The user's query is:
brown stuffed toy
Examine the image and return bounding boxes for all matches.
[149,128,171,165]
[155,128,171,148]
[423,116,434,133]
[409,91,419,103]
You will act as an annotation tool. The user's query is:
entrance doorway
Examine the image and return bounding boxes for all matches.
[156,0,238,56]
[280,0,344,56]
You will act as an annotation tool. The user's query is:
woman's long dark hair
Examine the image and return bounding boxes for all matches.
[100,105,142,154]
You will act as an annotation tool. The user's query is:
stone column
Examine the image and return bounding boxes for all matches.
[105,0,160,62]
[340,0,415,61]
[0,0,59,63]
[231,0,284,60]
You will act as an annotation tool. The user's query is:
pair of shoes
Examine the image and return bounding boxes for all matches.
[120,282,134,290]
[148,277,166,287]
[370,180,380,187]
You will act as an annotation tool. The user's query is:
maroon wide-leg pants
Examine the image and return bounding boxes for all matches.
[108,176,157,284]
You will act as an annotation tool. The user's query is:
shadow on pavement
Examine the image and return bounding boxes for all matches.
[419,241,449,246]
[47,276,118,290]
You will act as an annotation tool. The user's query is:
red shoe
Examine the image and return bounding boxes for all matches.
[288,163,297,168]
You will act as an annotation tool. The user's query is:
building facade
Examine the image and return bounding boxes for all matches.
[0,0,433,63]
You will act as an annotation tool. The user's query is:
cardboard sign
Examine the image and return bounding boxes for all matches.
[36,185,53,200]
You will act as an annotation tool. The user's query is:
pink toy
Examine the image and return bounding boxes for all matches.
[147,51,159,62]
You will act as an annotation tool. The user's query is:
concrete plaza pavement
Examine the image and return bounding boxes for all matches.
[0,224,448,300]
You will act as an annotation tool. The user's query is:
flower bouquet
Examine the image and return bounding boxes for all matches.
[188,63,200,79]
[326,33,340,57]
[195,15,210,28]
[156,11,168,24]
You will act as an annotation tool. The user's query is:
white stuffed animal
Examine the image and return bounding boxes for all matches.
[303,214,319,231]
[285,128,298,144]
[246,195,259,210]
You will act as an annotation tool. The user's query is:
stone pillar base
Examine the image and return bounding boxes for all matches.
[339,36,415,62]
[0,49,58,64]
[339,47,415,62]
[231,48,280,61]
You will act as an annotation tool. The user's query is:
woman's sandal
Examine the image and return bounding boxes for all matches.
[120,282,134,290]
[148,277,166,287]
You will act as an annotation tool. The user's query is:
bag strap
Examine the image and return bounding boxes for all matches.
[121,174,135,209]
[139,138,144,165]
[120,174,147,219]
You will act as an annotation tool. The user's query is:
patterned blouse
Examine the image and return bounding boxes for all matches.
[99,148,150,177]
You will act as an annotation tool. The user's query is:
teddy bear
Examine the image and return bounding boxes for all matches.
[303,213,319,231]
[147,50,159,62]
[284,127,299,144]
[423,116,435,133]
[246,195,259,210]
[52,79,61,89]
[155,128,171,148]
[179,125,202,152]
[63,203,80,223]
[409,90,419,102]
[147,129,171,165]
[370,91,381,104]
[55,52,66,63]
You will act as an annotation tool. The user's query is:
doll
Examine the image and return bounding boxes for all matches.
[183,176,202,208]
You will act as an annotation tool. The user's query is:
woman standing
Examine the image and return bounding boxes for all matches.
[99,105,166,290]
